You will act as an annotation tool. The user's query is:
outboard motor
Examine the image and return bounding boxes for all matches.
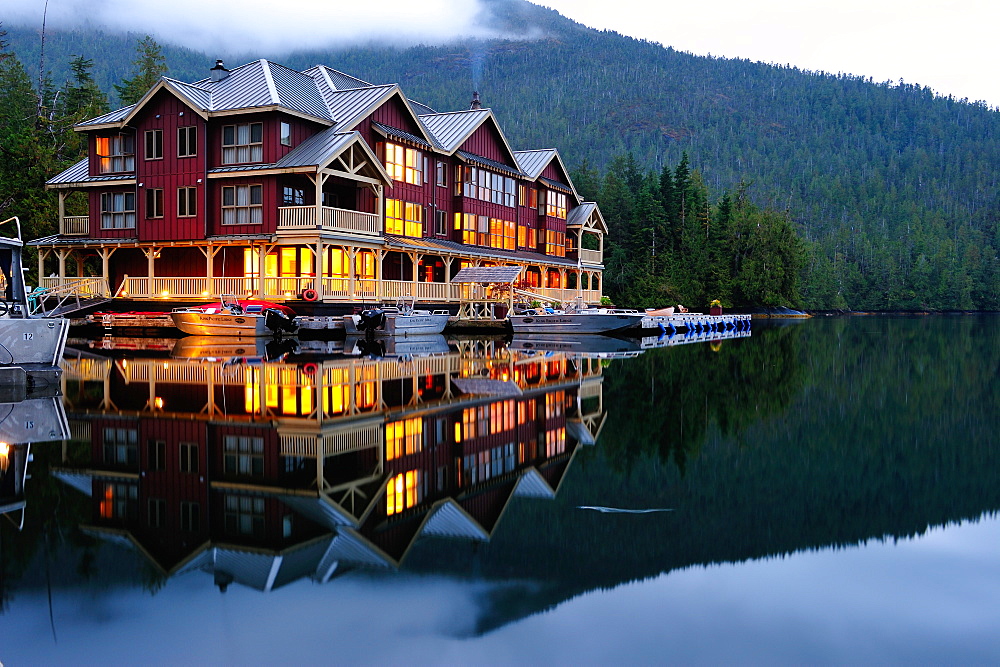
[356,338,386,358]
[357,308,386,339]
[264,308,297,335]
[264,336,298,361]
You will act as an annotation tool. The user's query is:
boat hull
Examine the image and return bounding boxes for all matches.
[171,311,271,337]
[343,312,450,336]
[509,312,645,334]
[0,318,70,366]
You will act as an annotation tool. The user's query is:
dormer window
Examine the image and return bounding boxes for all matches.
[96,135,134,173]
[222,122,263,164]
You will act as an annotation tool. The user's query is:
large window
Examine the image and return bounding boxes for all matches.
[96,134,134,173]
[177,126,197,158]
[489,218,516,250]
[385,199,423,237]
[144,129,163,160]
[224,495,265,537]
[545,229,566,257]
[517,224,538,250]
[178,187,197,217]
[454,213,514,249]
[222,122,263,164]
[458,166,516,207]
[386,470,421,516]
[222,184,262,225]
[145,188,163,219]
[546,190,568,219]
[224,435,264,477]
[282,186,305,205]
[103,427,138,465]
[384,141,422,185]
[100,192,136,229]
[386,417,423,460]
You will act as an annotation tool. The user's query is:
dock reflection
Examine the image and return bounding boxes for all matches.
[53,338,608,592]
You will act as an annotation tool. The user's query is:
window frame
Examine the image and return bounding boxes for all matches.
[100,191,136,229]
[221,184,263,225]
[221,122,264,164]
[177,187,197,217]
[177,125,197,158]
[145,188,164,219]
[96,134,135,174]
[144,129,163,161]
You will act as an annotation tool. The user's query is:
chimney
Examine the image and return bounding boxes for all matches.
[470,91,482,110]
[210,59,230,83]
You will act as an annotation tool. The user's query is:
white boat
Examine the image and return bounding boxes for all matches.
[171,295,297,337]
[0,217,70,368]
[343,298,451,337]
[509,301,645,335]
[508,334,644,358]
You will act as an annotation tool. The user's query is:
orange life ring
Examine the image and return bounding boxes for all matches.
[302,362,318,375]
[301,288,319,301]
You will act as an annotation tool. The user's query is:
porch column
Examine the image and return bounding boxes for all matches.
[376,248,386,301]
[37,248,47,288]
[348,247,357,301]
[314,239,324,298]
[57,192,66,235]
[97,247,117,297]
[411,251,419,298]
[443,256,454,302]
[559,268,566,301]
[56,249,70,287]
[144,247,160,297]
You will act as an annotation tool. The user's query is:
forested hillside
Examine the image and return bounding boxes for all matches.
[4,0,999,310]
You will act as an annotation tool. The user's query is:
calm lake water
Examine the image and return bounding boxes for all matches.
[3,315,999,664]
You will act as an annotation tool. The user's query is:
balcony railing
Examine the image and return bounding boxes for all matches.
[578,248,603,265]
[61,216,90,236]
[278,206,380,236]
[113,275,602,304]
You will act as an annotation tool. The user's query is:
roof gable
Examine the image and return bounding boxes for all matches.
[515,147,581,203]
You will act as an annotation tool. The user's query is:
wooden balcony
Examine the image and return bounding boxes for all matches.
[61,216,90,236]
[278,206,380,236]
[578,248,603,265]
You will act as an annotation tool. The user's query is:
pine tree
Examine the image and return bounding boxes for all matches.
[114,35,167,106]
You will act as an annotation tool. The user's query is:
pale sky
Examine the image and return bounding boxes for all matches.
[6,0,998,106]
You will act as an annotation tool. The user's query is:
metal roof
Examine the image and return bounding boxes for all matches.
[456,150,522,177]
[268,61,332,120]
[164,78,212,110]
[383,234,581,267]
[372,122,432,149]
[515,149,557,179]
[540,177,573,194]
[303,64,372,92]
[75,105,134,127]
[451,265,523,283]
[408,98,436,115]
[418,108,492,152]
[276,128,358,168]
[567,201,597,226]
[46,158,138,186]
[327,84,395,129]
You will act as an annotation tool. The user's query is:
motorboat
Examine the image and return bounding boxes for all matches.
[344,333,451,358]
[171,335,298,362]
[508,334,644,358]
[508,299,645,335]
[171,295,297,337]
[343,298,450,337]
[0,217,70,370]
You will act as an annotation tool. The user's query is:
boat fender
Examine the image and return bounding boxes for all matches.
[301,288,319,301]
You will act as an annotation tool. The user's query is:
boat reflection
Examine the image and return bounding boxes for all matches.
[54,339,608,592]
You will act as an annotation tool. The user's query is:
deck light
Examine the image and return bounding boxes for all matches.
[161,289,169,297]
[201,290,210,297]
[154,397,165,409]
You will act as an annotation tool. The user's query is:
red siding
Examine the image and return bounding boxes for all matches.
[89,187,138,240]
[541,161,569,184]
[370,94,425,136]
[461,122,515,166]
[207,177,278,236]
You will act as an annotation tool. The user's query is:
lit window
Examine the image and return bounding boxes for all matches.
[100,192,136,229]
[386,470,421,516]
[385,199,423,237]
[386,417,423,460]
[96,134,134,173]
[222,122,263,163]
[545,229,566,257]
[177,126,197,157]
[546,190,568,219]
[221,184,263,225]
[144,129,163,160]
[384,141,422,185]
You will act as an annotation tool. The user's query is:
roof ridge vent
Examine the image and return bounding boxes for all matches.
[210,60,230,83]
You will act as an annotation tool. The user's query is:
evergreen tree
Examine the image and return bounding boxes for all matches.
[114,35,167,106]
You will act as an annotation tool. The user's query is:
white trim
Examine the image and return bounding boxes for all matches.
[261,59,281,106]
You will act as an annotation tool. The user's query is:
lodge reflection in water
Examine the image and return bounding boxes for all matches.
[53,341,607,591]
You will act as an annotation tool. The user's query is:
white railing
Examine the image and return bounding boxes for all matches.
[278,206,380,236]
[30,276,110,316]
[111,276,601,304]
[61,216,90,236]
[578,248,603,265]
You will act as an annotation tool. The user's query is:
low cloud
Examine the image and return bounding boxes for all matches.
[5,0,509,54]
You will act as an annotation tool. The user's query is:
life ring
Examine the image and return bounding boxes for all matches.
[301,288,319,301]
[302,362,318,375]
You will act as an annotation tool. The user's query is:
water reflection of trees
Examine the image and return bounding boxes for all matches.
[600,322,805,472]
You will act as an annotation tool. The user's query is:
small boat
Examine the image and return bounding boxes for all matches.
[509,299,645,335]
[343,298,450,337]
[0,217,70,369]
[171,335,298,362]
[171,295,297,337]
